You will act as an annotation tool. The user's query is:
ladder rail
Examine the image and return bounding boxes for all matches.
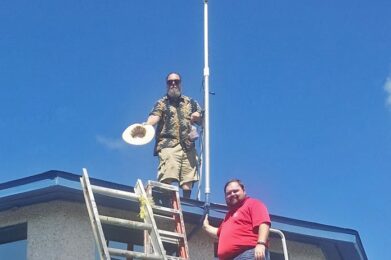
[172,188,189,258]
[80,168,110,260]
[81,168,188,260]
[270,228,289,260]
[146,181,190,259]
[134,179,168,260]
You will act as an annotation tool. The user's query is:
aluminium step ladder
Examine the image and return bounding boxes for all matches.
[144,181,189,259]
[80,168,189,260]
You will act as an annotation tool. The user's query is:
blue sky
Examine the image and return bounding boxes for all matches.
[1,0,390,259]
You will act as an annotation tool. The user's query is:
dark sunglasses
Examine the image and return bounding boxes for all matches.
[167,79,181,85]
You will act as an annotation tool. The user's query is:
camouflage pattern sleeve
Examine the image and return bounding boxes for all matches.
[149,98,165,117]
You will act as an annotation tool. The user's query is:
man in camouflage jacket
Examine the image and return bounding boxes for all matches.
[146,72,202,199]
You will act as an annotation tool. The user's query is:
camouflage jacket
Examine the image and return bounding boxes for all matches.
[149,95,202,155]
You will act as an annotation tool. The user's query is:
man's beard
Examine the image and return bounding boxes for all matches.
[168,88,181,99]
[226,196,245,209]
[226,198,239,208]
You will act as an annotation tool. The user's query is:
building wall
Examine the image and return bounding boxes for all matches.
[269,237,326,260]
[185,223,216,259]
[185,223,326,260]
[0,201,95,260]
[0,200,327,260]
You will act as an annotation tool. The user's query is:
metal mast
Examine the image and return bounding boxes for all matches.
[203,0,211,205]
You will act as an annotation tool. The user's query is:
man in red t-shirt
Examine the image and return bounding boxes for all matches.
[203,179,271,260]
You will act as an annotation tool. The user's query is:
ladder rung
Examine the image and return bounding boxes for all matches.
[161,236,180,245]
[166,256,187,260]
[152,205,181,215]
[108,247,164,260]
[159,230,184,244]
[147,180,179,192]
[91,185,140,201]
[159,230,185,239]
[154,214,175,221]
[100,215,152,231]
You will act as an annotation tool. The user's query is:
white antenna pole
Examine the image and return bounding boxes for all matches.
[203,0,211,205]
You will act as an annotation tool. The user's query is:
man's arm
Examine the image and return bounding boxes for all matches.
[202,214,218,239]
[147,99,164,126]
[255,223,270,260]
[146,115,160,126]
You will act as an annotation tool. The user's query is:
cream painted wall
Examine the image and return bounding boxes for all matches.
[0,200,327,260]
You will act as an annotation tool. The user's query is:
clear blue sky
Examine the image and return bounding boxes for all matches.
[1,1,390,259]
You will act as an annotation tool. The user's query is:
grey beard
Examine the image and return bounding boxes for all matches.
[168,88,181,99]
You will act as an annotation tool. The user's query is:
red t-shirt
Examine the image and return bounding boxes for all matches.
[217,197,271,260]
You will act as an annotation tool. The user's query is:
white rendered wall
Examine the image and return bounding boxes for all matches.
[269,237,326,260]
[0,200,327,260]
[0,201,95,260]
[185,226,326,260]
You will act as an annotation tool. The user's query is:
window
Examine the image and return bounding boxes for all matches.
[95,224,145,260]
[97,241,144,260]
[0,223,27,260]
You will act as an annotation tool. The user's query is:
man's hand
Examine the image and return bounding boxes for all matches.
[202,214,218,239]
[256,223,270,259]
[131,125,146,138]
[188,125,199,141]
[255,244,267,260]
[203,214,210,228]
[146,115,160,126]
[190,112,201,124]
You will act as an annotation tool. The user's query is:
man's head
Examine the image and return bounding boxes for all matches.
[224,179,247,208]
[166,72,182,99]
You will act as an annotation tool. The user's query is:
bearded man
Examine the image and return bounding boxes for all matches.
[203,179,271,260]
[146,72,202,199]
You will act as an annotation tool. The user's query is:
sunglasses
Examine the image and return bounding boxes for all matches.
[167,79,181,85]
